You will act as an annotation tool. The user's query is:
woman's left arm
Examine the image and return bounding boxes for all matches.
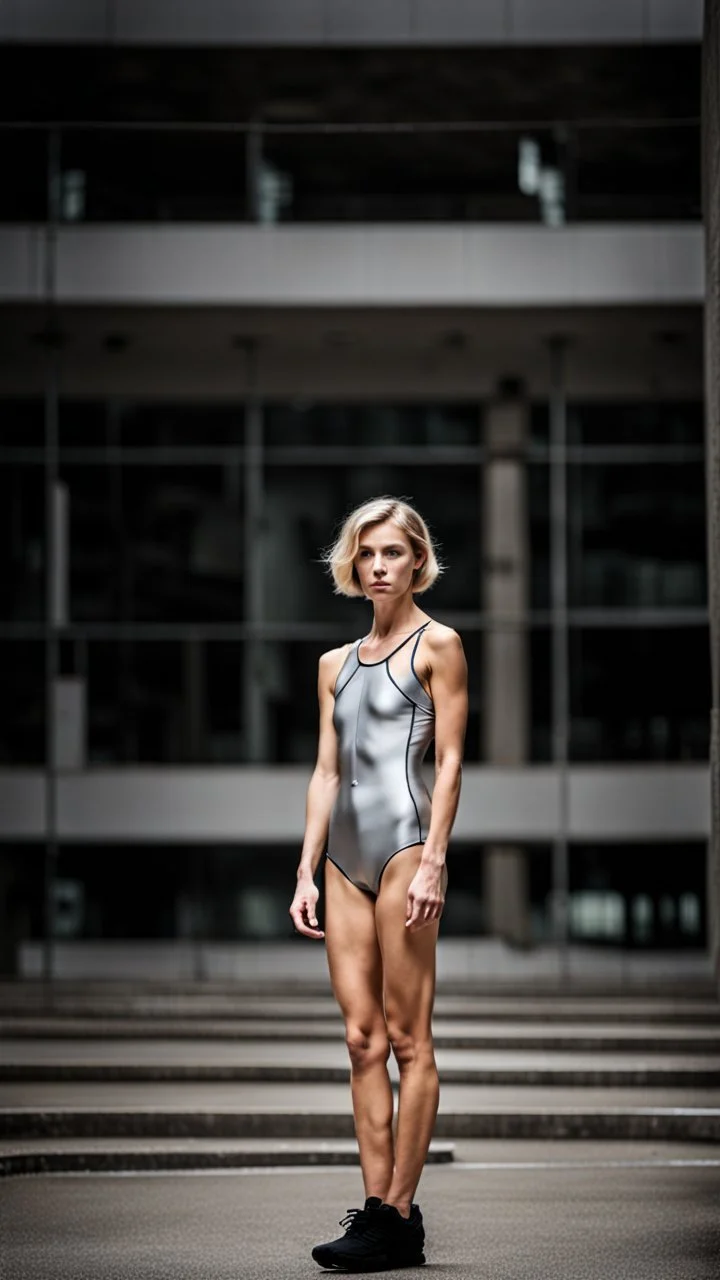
[406,628,468,931]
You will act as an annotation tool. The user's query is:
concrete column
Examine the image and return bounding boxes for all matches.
[482,383,532,946]
[703,0,720,989]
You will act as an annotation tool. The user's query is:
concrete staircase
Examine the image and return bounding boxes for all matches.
[2,980,719,1177]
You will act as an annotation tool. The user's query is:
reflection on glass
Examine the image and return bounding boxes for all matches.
[569,843,706,948]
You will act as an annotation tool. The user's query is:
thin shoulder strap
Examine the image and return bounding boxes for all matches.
[410,621,430,664]
[386,621,430,662]
[334,638,361,697]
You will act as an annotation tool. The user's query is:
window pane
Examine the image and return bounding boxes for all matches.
[569,843,706,948]
[0,132,47,221]
[61,464,244,622]
[529,464,550,610]
[118,402,245,449]
[57,401,245,449]
[1,466,44,623]
[569,626,710,761]
[59,401,106,448]
[86,640,243,764]
[58,130,247,222]
[532,401,703,447]
[0,397,44,447]
[0,641,44,764]
[568,462,706,608]
[265,403,480,447]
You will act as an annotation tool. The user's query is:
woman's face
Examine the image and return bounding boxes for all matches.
[354,519,424,599]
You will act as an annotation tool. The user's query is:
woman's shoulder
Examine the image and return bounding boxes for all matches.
[318,639,358,688]
[424,620,464,653]
[421,621,465,672]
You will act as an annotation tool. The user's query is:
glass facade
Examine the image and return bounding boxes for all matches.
[0,841,705,956]
[0,395,709,767]
[0,119,700,225]
[0,392,709,956]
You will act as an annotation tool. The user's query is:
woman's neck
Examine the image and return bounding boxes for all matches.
[368,601,426,641]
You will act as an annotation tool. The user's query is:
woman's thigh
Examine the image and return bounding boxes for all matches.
[324,858,384,1028]
[375,845,444,1033]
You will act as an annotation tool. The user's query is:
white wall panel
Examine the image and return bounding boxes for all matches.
[512,0,644,43]
[568,767,710,841]
[0,766,709,842]
[0,0,703,45]
[414,0,507,42]
[0,772,46,837]
[648,0,704,41]
[0,227,44,300]
[115,0,325,44]
[326,0,413,40]
[0,225,703,308]
[0,0,107,41]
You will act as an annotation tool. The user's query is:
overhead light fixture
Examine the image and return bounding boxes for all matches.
[518,137,565,227]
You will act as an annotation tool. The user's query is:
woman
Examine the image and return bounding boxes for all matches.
[289,495,468,1272]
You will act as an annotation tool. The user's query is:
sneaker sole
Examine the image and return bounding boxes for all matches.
[311,1248,425,1271]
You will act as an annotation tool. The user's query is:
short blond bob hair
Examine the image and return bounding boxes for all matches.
[324,496,443,598]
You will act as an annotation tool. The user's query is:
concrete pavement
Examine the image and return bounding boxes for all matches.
[2,1147,720,1279]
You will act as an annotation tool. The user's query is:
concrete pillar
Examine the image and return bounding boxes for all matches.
[703,0,720,989]
[482,383,532,946]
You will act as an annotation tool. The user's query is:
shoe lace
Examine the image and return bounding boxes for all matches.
[339,1207,370,1237]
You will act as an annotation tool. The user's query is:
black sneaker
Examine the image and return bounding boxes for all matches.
[312,1197,385,1270]
[311,1198,425,1272]
[375,1203,426,1268]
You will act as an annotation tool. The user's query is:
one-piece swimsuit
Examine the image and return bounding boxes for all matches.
[326,621,434,895]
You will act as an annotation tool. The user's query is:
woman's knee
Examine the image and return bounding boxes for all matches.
[385,1019,434,1072]
[345,1025,390,1073]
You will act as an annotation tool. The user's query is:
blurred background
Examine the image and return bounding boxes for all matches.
[0,0,713,983]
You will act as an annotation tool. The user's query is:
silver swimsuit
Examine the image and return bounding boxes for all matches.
[327,621,435,895]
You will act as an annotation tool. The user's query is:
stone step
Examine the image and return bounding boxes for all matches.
[3,1051,720,1088]
[3,1017,719,1053]
[2,995,718,1024]
[3,976,715,996]
[0,1137,454,1178]
[3,1104,719,1143]
[4,1079,718,1105]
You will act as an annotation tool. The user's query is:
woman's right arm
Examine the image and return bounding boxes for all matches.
[289,647,346,939]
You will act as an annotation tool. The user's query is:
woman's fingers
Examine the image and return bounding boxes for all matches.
[289,896,325,939]
[406,893,444,931]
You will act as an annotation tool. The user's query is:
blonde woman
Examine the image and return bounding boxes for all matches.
[290,496,468,1272]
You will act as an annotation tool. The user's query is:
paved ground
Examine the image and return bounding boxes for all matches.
[2,1143,720,1280]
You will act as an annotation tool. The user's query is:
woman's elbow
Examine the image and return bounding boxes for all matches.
[435,750,463,779]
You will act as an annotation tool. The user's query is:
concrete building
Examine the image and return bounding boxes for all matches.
[0,0,711,979]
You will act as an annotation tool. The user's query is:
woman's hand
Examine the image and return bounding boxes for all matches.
[405,861,446,932]
[289,878,325,939]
